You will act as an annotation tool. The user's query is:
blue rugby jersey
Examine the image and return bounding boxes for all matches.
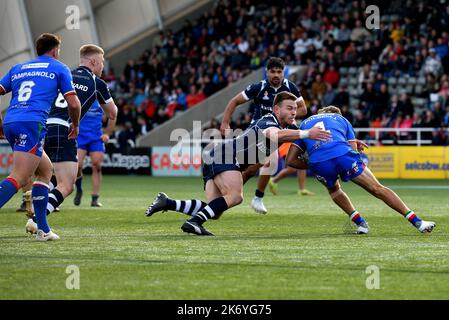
[0,55,75,125]
[293,113,356,163]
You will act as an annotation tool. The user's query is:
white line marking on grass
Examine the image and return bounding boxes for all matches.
[384,185,449,190]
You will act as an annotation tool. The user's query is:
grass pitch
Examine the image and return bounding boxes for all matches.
[0,175,448,300]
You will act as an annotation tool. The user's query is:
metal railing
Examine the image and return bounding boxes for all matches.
[353,128,448,146]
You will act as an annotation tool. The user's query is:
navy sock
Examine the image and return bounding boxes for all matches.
[75,176,83,193]
[255,189,264,198]
[167,199,207,216]
[189,197,229,224]
[32,182,50,233]
[49,175,57,191]
[0,178,19,208]
[47,188,64,215]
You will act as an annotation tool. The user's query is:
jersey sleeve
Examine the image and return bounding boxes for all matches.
[242,82,261,101]
[343,117,356,141]
[0,69,12,93]
[58,65,76,96]
[96,78,113,104]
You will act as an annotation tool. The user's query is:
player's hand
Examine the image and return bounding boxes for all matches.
[0,126,4,139]
[356,140,369,152]
[220,121,230,137]
[101,134,110,143]
[68,124,79,140]
[307,127,331,141]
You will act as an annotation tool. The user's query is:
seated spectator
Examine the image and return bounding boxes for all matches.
[311,74,327,100]
[186,85,207,108]
[322,83,336,106]
[323,64,340,87]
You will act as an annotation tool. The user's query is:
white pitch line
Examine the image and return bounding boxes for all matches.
[384,185,449,189]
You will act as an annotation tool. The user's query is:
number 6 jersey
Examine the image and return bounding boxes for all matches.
[0,55,75,125]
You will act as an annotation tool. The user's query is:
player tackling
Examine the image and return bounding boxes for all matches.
[145,92,330,235]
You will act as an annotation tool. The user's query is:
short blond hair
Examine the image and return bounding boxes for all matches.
[318,105,342,115]
[80,44,104,58]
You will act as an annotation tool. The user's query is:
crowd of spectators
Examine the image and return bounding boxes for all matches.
[103,0,449,148]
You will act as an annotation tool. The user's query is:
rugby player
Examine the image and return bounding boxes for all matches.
[286,106,436,234]
[145,92,330,236]
[219,57,312,215]
[0,33,81,241]
[74,99,117,207]
[25,44,117,234]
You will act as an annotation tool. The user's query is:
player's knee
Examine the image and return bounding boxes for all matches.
[231,193,243,206]
[370,183,386,197]
[92,161,102,171]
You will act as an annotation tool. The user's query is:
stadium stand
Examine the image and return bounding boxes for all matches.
[105,0,449,146]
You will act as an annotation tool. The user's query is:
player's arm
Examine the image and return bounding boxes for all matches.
[296,97,307,118]
[263,127,331,144]
[100,100,118,121]
[97,78,117,121]
[220,92,248,136]
[290,82,307,118]
[101,112,117,143]
[285,143,307,170]
[65,93,81,139]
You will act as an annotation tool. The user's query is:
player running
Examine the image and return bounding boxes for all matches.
[24,44,117,234]
[286,106,436,234]
[0,33,81,241]
[74,99,117,207]
[220,57,312,215]
[145,92,330,236]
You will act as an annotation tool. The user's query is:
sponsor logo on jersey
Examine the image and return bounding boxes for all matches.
[21,63,50,69]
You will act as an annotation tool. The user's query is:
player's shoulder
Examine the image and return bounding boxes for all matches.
[284,79,298,90]
[246,80,265,91]
[257,113,280,128]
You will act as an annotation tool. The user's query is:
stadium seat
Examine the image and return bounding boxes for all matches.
[388,78,397,86]
[397,78,407,86]
[407,77,417,85]
[348,67,358,75]
[414,85,423,95]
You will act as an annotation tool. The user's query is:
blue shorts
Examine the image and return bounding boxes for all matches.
[309,151,366,188]
[44,124,78,162]
[77,133,105,153]
[3,121,47,158]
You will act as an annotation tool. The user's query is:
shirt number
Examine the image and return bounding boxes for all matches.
[18,81,35,102]
[54,92,68,108]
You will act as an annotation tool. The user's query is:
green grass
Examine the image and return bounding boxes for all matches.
[1,175,448,299]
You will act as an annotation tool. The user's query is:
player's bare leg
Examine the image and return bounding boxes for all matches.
[90,151,104,207]
[298,169,315,196]
[269,166,295,195]
[181,170,243,236]
[326,181,369,234]
[251,152,278,214]
[242,163,262,184]
[352,167,435,233]
[17,178,32,214]
[74,149,87,206]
